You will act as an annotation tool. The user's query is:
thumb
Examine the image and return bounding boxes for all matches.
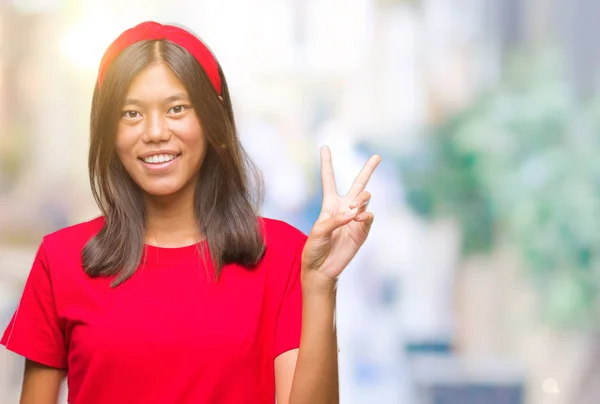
[313,208,358,237]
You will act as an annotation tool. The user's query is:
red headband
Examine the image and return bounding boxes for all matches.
[97,21,221,95]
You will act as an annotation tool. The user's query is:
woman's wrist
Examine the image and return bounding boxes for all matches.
[301,269,338,296]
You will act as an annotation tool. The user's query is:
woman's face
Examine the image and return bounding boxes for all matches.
[115,63,206,197]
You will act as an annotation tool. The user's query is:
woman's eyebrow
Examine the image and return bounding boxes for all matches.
[123,93,189,107]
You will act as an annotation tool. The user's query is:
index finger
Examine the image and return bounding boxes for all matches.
[320,145,338,197]
[347,154,382,197]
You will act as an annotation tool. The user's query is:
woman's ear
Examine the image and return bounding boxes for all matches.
[219,96,223,102]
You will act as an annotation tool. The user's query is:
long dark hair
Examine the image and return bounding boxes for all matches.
[83,40,265,286]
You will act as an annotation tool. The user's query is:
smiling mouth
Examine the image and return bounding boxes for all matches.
[139,153,181,164]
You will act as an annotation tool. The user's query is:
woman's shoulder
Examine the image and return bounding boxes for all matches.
[41,215,105,253]
[259,217,307,245]
[258,217,308,264]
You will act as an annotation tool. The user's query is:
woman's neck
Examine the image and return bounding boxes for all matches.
[143,192,202,248]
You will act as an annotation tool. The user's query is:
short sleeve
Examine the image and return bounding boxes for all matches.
[273,235,307,358]
[1,241,67,369]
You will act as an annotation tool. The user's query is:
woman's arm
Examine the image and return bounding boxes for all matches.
[274,273,339,404]
[20,359,66,404]
[290,273,339,403]
[275,147,380,403]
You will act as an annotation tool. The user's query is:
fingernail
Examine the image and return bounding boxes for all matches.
[350,201,359,209]
[345,208,358,218]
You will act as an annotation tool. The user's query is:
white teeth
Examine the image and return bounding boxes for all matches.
[143,154,176,164]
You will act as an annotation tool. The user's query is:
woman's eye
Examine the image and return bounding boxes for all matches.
[122,110,140,119]
[169,105,187,114]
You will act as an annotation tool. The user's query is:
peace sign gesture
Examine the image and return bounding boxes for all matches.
[301,146,381,288]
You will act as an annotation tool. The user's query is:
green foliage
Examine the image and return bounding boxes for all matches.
[400,51,600,329]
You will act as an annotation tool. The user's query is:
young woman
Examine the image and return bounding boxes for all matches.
[2,21,380,404]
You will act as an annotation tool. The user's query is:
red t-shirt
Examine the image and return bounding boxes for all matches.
[2,216,307,403]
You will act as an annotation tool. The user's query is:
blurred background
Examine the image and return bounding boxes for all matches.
[1,0,599,403]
